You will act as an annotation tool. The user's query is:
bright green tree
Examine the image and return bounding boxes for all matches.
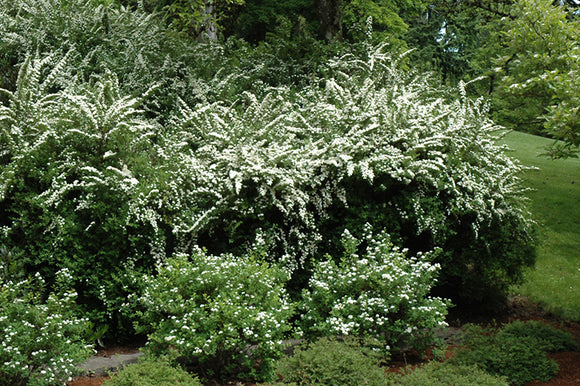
[493,0,580,157]
[405,0,579,157]
[342,0,425,45]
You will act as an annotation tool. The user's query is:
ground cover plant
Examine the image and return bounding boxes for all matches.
[501,131,580,320]
[450,320,578,385]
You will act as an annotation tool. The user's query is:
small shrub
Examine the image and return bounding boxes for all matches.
[103,356,201,386]
[500,320,578,352]
[300,227,449,354]
[275,336,389,386]
[450,321,574,385]
[391,361,509,385]
[134,248,294,382]
[0,268,94,386]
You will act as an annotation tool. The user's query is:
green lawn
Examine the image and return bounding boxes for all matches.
[500,131,580,320]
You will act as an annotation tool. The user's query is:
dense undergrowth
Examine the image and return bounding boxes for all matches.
[0,0,543,384]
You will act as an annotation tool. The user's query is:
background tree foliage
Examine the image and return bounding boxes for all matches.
[492,0,580,157]
[404,0,507,86]
[113,0,246,40]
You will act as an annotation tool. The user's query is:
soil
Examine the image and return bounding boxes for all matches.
[68,375,111,386]
[68,346,142,386]
[67,296,580,386]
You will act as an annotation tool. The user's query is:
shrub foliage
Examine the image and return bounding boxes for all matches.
[392,361,509,385]
[134,248,294,382]
[300,227,449,352]
[102,356,202,386]
[0,266,93,386]
[451,321,578,385]
[275,336,390,386]
[0,55,160,329]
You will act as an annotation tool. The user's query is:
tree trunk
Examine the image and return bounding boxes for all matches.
[200,0,218,42]
[315,0,345,41]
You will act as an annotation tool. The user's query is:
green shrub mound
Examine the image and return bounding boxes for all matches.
[501,320,579,352]
[134,248,294,382]
[451,321,577,385]
[103,356,201,386]
[275,336,390,386]
[391,361,509,385]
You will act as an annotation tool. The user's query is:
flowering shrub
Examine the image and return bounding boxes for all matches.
[134,247,294,382]
[0,0,536,332]
[300,227,449,353]
[0,54,161,333]
[0,268,93,385]
[0,0,178,101]
[154,46,536,305]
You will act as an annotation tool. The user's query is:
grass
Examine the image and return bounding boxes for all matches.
[500,131,580,320]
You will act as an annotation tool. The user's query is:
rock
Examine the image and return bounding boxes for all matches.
[78,352,145,376]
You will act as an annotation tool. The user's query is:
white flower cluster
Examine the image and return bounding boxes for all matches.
[0,34,534,328]
[128,45,534,272]
[300,227,449,351]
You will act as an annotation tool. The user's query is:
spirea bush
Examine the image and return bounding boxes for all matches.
[300,227,449,353]
[155,45,535,305]
[0,0,179,101]
[0,0,312,117]
[134,247,294,382]
[0,268,94,386]
[0,54,161,332]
